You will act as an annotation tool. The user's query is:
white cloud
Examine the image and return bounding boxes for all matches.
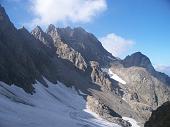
[155,65,170,76]
[99,33,135,57]
[29,0,107,27]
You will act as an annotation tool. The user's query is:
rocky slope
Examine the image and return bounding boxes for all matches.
[0,4,170,127]
[145,101,170,127]
[123,52,170,86]
[32,25,87,71]
[110,52,170,123]
[57,27,116,67]
[0,5,58,93]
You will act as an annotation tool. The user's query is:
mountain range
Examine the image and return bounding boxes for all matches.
[0,4,170,127]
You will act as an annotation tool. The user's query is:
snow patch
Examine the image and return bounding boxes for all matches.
[84,105,121,127]
[122,117,140,127]
[78,90,87,96]
[0,79,121,127]
[107,56,116,61]
[102,68,126,85]
[108,69,126,84]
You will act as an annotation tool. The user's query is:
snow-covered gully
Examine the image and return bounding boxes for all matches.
[0,79,121,127]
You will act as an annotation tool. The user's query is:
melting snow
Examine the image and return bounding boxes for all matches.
[122,117,140,127]
[0,79,121,127]
[78,90,87,96]
[108,69,126,84]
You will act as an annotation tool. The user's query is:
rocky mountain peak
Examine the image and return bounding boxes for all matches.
[57,26,116,66]
[46,24,61,42]
[0,4,8,21]
[19,26,30,34]
[123,52,155,72]
[0,4,15,31]
[31,26,45,40]
[31,25,54,49]
[46,24,57,33]
[74,26,86,33]
[32,26,43,35]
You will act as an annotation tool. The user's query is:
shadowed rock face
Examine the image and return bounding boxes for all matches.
[90,61,113,92]
[122,52,170,86]
[0,5,38,93]
[32,25,87,71]
[145,101,170,127]
[57,27,117,66]
[0,5,114,94]
[123,52,155,72]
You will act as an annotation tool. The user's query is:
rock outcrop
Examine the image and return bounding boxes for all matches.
[0,5,58,93]
[87,96,132,127]
[90,61,113,92]
[47,25,87,71]
[57,27,116,67]
[145,101,170,127]
[122,52,170,86]
[32,25,87,71]
[123,52,155,73]
[110,52,170,122]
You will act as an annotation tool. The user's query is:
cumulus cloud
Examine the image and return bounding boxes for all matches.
[155,65,170,76]
[99,33,135,57]
[29,0,107,27]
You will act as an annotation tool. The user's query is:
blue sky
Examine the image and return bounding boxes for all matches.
[1,0,170,69]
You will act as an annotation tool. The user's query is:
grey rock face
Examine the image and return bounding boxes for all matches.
[31,26,54,49]
[87,96,132,127]
[57,27,116,67]
[0,5,38,92]
[118,52,170,122]
[110,65,170,121]
[123,52,155,72]
[18,27,59,84]
[90,61,113,92]
[123,52,170,86]
[145,101,170,127]
[32,25,87,71]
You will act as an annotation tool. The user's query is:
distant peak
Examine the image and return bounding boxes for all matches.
[0,4,9,21]
[128,52,152,63]
[22,26,27,30]
[74,27,86,32]
[49,24,55,28]
[132,52,143,56]
[46,24,56,33]
[31,26,44,37]
[57,26,86,33]
[123,51,154,72]
[19,26,29,33]
[0,4,15,30]
[65,26,72,30]
[33,25,43,32]
[126,52,147,58]
[75,26,84,30]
